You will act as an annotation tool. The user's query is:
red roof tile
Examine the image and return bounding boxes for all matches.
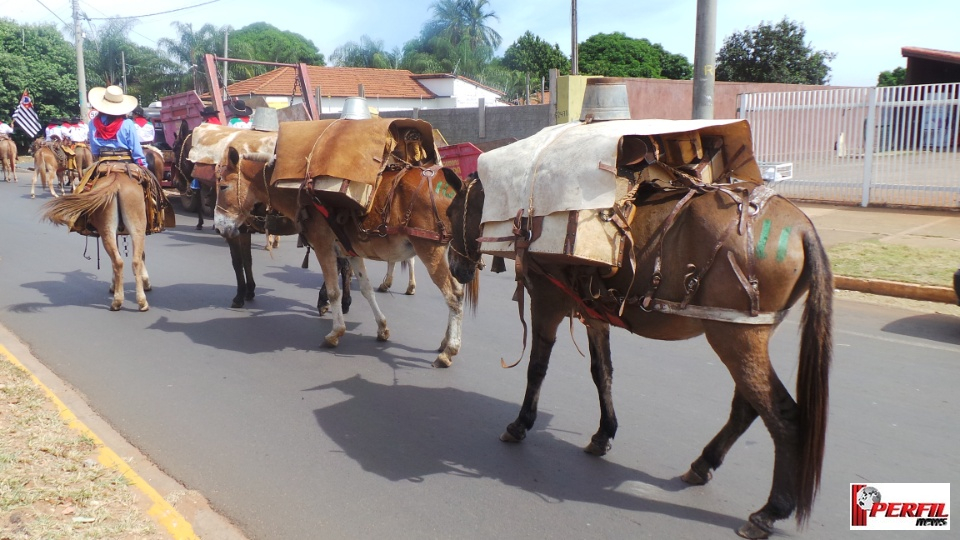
[224,66,438,99]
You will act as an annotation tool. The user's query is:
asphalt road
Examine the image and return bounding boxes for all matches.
[1,180,958,539]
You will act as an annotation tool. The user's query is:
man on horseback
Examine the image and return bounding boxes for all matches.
[87,86,146,167]
[0,118,13,138]
[131,106,155,145]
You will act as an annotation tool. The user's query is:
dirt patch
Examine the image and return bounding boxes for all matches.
[0,354,169,540]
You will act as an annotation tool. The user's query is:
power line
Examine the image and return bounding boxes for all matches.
[33,0,70,27]
[85,0,221,20]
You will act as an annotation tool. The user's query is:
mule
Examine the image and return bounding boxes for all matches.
[0,138,16,182]
[445,174,833,538]
[42,166,153,311]
[30,140,67,198]
[215,148,465,367]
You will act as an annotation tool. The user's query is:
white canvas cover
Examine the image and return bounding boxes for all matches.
[477,118,760,224]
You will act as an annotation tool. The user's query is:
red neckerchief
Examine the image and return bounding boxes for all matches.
[203,116,222,125]
[94,115,124,140]
[134,117,148,127]
[236,116,250,123]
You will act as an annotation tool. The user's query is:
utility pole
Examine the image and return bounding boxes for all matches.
[692,0,717,119]
[73,0,89,119]
[570,0,578,75]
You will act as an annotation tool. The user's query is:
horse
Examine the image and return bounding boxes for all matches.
[170,122,207,229]
[215,148,466,367]
[29,139,67,198]
[41,165,154,311]
[0,137,17,182]
[444,173,833,539]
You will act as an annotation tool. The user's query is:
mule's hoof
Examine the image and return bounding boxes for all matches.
[138,304,149,312]
[30,194,35,199]
[583,440,611,456]
[231,299,244,308]
[323,335,340,348]
[405,286,416,295]
[737,520,771,540]
[377,284,389,293]
[109,304,122,311]
[681,467,712,485]
[376,328,390,342]
[432,356,452,368]
[499,430,523,443]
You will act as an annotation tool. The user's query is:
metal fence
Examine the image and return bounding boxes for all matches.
[738,82,960,208]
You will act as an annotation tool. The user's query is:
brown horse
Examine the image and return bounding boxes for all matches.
[41,167,152,311]
[29,140,67,198]
[444,174,833,539]
[215,148,466,367]
[0,138,16,182]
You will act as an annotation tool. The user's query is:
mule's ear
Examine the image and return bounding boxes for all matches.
[227,146,240,167]
[439,167,463,192]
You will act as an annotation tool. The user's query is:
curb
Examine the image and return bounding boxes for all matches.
[834,276,959,305]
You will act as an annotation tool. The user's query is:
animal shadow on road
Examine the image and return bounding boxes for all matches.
[882,314,960,346]
[306,375,746,533]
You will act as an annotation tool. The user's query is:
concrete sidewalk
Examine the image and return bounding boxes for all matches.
[796,202,960,304]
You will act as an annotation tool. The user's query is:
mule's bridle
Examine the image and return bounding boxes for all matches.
[447,178,485,270]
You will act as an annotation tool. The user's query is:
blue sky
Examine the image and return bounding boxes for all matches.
[4,0,957,87]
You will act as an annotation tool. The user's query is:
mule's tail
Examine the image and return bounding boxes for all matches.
[42,173,121,227]
[795,231,833,527]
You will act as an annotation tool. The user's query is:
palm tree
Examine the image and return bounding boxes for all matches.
[158,22,226,92]
[331,35,398,69]
[425,0,501,51]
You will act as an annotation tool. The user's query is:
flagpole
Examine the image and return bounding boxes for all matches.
[73,0,89,119]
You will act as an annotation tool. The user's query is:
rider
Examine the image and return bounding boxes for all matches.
[44,119,64,142]
[226,99,253,129]
[87,85,146,167]
[189,105,221,192]
[131,106,156,146]
[0,118,13,139]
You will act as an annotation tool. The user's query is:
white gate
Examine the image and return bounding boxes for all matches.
[738,83,960,208]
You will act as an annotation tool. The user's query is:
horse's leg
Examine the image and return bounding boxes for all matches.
[131,231,149,311]
[339,257,352,314]
[196,207,204,230]
[94,209,125,311]
[703,323,799,540]
[501,272,570,441]
[30,169,38,198]
[404,257,416,295]
[226,234,252,308]
[681,389,757,486]
[377,261,395,292]
[304,226,347,346]
[347,256,390,342]
[409,239,463,367]
[242,233,255,301]
[582,320,618,456]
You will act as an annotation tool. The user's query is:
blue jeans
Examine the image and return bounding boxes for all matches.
[190,178,200,190]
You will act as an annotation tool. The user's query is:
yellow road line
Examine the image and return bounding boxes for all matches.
[0,344,198,540]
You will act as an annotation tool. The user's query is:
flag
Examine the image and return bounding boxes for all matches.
[12,91,41,138]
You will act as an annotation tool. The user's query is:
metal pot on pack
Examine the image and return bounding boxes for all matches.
[580,79,631,122]
[340,97,372,120]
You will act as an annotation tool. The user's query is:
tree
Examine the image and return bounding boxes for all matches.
[578,32,689,79]
[229,23,324,66]
[715,17,836,84]
[158,22,226,92]
[331,35,397,69]
[0,18,78,129]
[877,67,906,87]
[403,0,500,80]
[502,31,570,81]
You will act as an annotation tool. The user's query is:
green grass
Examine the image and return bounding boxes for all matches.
[827,241,959,286]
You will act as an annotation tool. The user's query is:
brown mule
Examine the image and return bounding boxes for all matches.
[42,167,153,311]
[445,174,833,539]
[0,138,17,182]
[214,148,465,368]
[29,140,67,198]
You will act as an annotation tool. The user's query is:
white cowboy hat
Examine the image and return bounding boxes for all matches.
[88,85,138,116]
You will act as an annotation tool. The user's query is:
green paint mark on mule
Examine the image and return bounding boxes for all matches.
[776,227,792,262]
[755,219,772,259]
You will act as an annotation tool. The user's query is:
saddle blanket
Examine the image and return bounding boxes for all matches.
[271,118,439,213]
[477,118,759,224]
[477,118,761,267]
[187,124,278,165]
